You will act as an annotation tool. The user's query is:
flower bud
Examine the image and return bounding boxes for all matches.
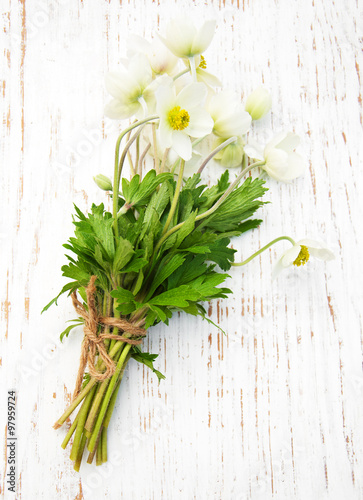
[245,87,272,121]
[213,137,244,168]
[93,174,112,191]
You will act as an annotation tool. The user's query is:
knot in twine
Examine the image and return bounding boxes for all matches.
[71,276,146,399]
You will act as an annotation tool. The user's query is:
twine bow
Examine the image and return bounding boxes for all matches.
[71,276,146,399]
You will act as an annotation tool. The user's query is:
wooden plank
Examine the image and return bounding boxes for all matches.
[1,0,362,498]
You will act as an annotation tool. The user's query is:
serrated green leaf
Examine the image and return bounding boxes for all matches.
[41,281,79,313]
[207,238,236,270]
[145,253,186,300]
[131,346,166,382]
[60,319,84,342]
[111,287,136,303]
[148,285,201,307]
[112,238,135,274]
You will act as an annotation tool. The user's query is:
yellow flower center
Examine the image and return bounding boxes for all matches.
[293,245,310,267]
[168,106,190,131]
[199,55,207,69]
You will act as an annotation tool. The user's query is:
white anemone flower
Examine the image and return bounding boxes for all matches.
[273,239,335,279]
[245,132,306,182]
[105,54,164,119]
[156,82,213,161]
[127,35,178,76]
[159,18,216,59]
[207,90,252,138]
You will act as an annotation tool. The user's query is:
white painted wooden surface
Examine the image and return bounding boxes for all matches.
[1,1,362,499]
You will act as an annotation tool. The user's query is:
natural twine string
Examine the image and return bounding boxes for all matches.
[71,275,146,399]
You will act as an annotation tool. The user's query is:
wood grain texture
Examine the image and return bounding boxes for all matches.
[1,0,362,498]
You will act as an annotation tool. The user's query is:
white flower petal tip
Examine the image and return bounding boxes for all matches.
[272,239,335,279]
[263,132,306,182]
[159,18,216,58]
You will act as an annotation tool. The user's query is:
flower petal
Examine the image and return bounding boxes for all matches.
[171,131,192,160]
[159,120,173,148]
[177,82,208,110]
[104,99,140,120]
[163,19,196,57]
[280,152,305,181]
[196,68,222,87]
[191,19,216,55]
[156,84,175,116]
[276,132,300,153]
[244,140,264,161]
[105,72,136,99]
[263,149,289,181]
[213,109,251,137]
[281,245,301,267]
[185,108,213,137]
[264,131,287,154]
[297,239,335,261]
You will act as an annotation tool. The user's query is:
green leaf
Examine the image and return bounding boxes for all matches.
[198,177,267,232]
[111,287,136,303]
[181,245,211,254]
[207,238,236,271]
[88,204,115,259]
[131,346,166,382]
[145,253,186,300]
[112,238,135,274]
[60,319,84,342]
[41,281,79,313]
[61,263,90,284]
[133,170,173,207]
[148,285,201,307]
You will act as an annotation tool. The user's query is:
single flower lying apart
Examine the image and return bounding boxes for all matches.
[273,238,335,279]
[156,82,213,160]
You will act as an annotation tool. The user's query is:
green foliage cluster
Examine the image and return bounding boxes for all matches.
[45,170,267,379]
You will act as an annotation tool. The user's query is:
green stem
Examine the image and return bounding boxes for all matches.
[173,68,189,81]
[55,339,126,428]
[197,137,237,174]
[96,428,103,465]
[231,236,296,266]
[160,147,170,174]
[189,56,197,81]
[84,344,123,435]
[195,160,265,221]
[113,116,158,232]
[88,344,132,453]
[119,125,146,184]
[151,123,159,173]
[74,432,87,472]
[138,142,151,177]
[154,160,265,255]
[103,352,130,429]
[55,378,97,428]
[61,412,80,449]
[135,135,140,175]
[101,427,108,463]
[70,385,97,461]
[162,159,185,236]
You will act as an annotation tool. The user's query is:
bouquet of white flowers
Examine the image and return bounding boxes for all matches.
[46,17,334,471]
